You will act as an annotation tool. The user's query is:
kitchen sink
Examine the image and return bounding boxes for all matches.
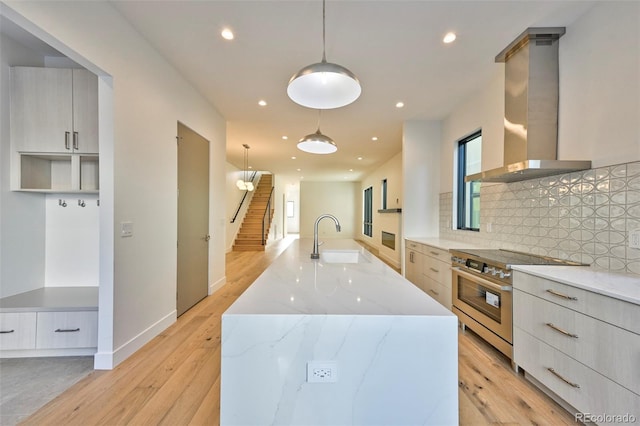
[320,249,370,264]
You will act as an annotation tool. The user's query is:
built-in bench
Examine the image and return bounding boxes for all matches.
[0,287,98,358]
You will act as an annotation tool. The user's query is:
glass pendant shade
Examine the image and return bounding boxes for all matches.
[288,61,361,109]
[297,129,337,154]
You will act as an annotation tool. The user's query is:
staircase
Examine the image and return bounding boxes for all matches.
[233,174,274,251]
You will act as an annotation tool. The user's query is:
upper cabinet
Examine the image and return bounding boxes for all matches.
[10,67,99,193]
[11,67,98,154]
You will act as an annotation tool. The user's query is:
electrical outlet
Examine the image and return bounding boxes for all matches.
[121,222,133,238]
[307,361,338,383]
[630,229,640,249]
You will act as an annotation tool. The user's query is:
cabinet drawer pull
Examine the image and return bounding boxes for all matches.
[0,329,15,334]
[73,131,79,150]
[429,267,439,273]
[428,289,439,295]
[55,328,80,333]
[547,367,580,388]
[430,251,440,256]
[546,289,578,301]
[65,131,71,150]
[546,323,579,338]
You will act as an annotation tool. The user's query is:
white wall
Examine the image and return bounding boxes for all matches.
[285,183,300,234]
[557,1,640,167]
[300,181,358,239]
[402,120,442,239]
[2,1,227,369]
[440,1,639,193]
[0,32,46,298]
[358,152,403,267]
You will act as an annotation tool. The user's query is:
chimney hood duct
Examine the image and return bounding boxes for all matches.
[466,27,591,183]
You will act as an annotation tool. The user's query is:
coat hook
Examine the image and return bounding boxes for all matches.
[58,199,67,207]
[97,199,100,207]
[78,200,86,207]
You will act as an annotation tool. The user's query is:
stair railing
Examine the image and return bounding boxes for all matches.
[230,171,258,223]
[261,185,275,245]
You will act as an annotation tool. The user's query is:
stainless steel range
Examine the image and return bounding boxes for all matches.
[450,248,585,361]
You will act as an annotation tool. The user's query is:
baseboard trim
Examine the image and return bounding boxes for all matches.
[94,310,176,370]
[1,347,96,358]
[209,276,226,295]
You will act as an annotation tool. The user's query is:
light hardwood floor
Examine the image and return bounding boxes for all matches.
[22,236,578,425]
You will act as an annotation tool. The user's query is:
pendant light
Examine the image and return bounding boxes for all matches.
[287,0,361,109]
[297,110,337,154]
[236,144,254,191]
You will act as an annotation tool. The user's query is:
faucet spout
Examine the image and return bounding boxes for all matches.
[311,214,342,259]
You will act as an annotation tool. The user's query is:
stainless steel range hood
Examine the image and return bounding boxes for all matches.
[466,28,591,183]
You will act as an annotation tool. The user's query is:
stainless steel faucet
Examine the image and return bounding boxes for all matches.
[311,214,341,259]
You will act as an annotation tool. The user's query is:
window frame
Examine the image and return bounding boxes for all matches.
[363,186,373,237]
[456,130,481,232]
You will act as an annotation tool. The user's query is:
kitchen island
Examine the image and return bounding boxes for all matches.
[221,238,458,426]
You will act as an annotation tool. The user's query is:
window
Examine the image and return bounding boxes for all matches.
[363,186,373,237]
[381,179,387,209]
[286,201,294,218]
[457,131,481,231]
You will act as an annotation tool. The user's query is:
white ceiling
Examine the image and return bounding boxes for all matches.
[11,1,598,185]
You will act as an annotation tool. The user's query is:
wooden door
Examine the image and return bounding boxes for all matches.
[177,123,210,316]
[11,67,73,153]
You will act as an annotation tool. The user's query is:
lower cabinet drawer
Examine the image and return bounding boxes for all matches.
[514,289,640,395]
[514,327,640,424]
[36,311,98,349]
[424,276,451,309]
[423,256,450,286]
[0,312,37,350]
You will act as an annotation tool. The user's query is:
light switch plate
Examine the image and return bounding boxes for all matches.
[121,222,133,238]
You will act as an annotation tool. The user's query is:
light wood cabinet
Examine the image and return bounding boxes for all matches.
[36,311,98,349]
[11,67,98,154]
[405,241,452,309]
[513,271,640,423]
[0,288,98,358]
[0,312,37,350]
[405,241,425,290]
[10,67,99,193]
[423,246,452,309]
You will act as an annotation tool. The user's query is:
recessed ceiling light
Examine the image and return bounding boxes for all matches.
[357,156,363,160]
[258,100,267,106]
[248,165,253,169]
[395,102,404,108]
[297,168,301,172]
[291,156,296,160]
[443,32,457,44]
[349,169,353,172]
[221,28,234,40]
[282,136,288,140]
[371,136,378,141]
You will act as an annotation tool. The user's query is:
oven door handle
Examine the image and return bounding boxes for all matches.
[452,267,512,292]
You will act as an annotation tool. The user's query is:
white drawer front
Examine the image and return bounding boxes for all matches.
[514,290,640,394]
[36,311,98,349]
[0,312,37,350]
[423,276,452,310]
[423,256,451,286]
[515,327,640,425]
[513,271,640,335]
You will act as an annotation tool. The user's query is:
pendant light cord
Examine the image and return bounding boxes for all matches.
[321,0,327,62]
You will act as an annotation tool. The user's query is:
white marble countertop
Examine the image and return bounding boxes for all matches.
[224,239,453,316]
[511,265,640,305]
[404,236,488,251]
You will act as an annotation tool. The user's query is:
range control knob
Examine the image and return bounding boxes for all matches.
[499,271,512,279]
[485,266,496,275]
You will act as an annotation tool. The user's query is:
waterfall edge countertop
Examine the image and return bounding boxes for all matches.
[224,238,453,316]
